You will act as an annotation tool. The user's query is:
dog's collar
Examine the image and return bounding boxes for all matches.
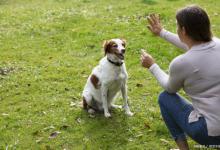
[107,57,123,66]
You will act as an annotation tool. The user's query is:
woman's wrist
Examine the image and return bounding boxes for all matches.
[159,28,166,37]
[149,63,157,70]
[156,28,163,36]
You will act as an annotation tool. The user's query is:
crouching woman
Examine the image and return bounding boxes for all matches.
[141,5,220,150]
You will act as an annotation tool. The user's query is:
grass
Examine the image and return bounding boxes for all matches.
[0,0,220,149]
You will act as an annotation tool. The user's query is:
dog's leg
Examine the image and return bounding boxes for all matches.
[83,95,96,114]
[101,85,111,118]
[121,82,134,116]
[111,104,122,109]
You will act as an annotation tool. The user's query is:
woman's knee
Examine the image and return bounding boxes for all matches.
[158,91,170,105]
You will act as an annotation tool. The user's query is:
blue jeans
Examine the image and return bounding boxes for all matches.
[158,91,220,146]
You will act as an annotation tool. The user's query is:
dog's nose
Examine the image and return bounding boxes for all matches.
[121,49,125,54]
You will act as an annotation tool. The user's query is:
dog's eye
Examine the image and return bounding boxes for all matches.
[122,43,125,47]
[113,44,118,48]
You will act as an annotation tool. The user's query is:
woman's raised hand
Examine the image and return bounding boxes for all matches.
[147,14,163,36]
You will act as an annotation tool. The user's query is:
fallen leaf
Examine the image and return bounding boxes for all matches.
[49,131,61,139]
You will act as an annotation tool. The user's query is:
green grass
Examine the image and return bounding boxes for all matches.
[0,0,220,149]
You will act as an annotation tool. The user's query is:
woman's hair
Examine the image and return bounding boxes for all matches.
[176,5,212,42]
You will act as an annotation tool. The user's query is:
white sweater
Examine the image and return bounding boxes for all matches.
[149,29,220,136]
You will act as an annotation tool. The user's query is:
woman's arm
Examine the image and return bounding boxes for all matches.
[160,29,188,51]
[149,63,183,93]
[141,50,187,93]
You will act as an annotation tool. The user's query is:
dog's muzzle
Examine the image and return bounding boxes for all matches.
[118,53,124,60]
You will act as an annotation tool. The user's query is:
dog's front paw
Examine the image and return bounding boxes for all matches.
[124,105,134,117]
[125,110,134,117]
[104,112,111,118]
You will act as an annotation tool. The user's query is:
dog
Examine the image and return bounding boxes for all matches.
[82,38,133,118]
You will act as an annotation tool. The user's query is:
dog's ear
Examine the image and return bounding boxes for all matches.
[103,40,110,56]
[120,38,126,47]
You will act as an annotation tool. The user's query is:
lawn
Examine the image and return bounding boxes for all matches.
[0,0,220,149]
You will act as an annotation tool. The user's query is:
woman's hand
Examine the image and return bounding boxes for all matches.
[140,49,155,69]
[147,14,163,36]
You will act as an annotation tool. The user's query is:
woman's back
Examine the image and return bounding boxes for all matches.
[181,38,220,136]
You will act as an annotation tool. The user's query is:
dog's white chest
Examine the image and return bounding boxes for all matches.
[108,78,123,94]
[118,73,126,80]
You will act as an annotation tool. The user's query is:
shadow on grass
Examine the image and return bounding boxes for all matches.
[80,109,130,149]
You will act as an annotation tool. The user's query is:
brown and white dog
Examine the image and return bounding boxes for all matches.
[82,38,133,118]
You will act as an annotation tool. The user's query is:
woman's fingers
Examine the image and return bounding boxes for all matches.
[141,52,150,60]
[147,13,162,36]
[147,14,160,31]
[149,14,157,24]
[140,50,154,68]
[151,14,160,25]
[147,13,160,25]
[147,16,154,26]
[147,25,153,32]
[141,55,146,63]
[141,49,147,56]
[156,14,160,23]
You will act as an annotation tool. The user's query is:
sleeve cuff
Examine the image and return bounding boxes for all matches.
[159,29,167,38]
[149,63,159,73]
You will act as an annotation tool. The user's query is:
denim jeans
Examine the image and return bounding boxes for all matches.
[158,91,220,146]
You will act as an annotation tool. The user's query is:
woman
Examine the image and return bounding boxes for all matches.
[141,5,220,150]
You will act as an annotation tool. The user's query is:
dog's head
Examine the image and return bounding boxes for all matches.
[103,39,126,60]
